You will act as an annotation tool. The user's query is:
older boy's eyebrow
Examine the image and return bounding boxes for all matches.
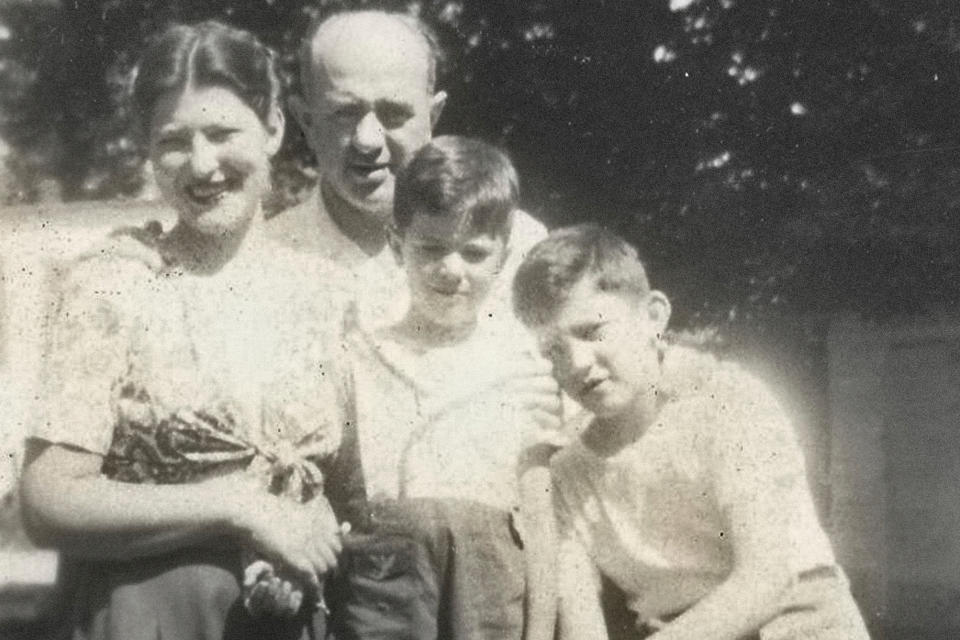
[568,320,606,334]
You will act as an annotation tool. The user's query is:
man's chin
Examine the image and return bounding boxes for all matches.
[333,174,394,219]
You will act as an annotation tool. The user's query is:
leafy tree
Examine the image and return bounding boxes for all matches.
[1,0,959,332]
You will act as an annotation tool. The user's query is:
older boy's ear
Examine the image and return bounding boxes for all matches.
[387,225,404,265]
[645,291,671,331]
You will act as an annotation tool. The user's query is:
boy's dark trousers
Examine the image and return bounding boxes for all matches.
[320,419,524,640]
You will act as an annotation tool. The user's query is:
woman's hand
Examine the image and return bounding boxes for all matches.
[229,489,343,592]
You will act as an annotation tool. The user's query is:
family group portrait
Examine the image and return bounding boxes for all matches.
[0,1,957,639]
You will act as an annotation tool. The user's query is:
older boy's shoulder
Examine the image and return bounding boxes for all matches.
[660,345,778,412]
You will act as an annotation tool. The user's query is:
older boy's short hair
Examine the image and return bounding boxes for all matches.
[393,135,518,239]
[513,224,652,327]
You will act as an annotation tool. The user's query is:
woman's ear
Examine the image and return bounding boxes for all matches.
[264,106,286,157]
[644,290,672,333]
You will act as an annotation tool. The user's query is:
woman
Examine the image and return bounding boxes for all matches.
[20,21,343,640]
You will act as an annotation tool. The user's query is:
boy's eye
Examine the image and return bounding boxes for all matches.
[417,243,448,258]
[538,336,566,362]
[575,323,606,341]
[461,246,492,263]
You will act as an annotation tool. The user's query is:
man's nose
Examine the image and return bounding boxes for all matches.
[189,134,218,177]
[351,111,385,155]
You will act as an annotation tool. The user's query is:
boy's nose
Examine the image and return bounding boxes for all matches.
[567,339,596,374]
[352,111,386,156]
[438,252,466,280]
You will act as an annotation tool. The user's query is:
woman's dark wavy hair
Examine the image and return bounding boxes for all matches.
[133,20,280,129]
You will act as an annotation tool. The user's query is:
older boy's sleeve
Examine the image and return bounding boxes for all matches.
[708,370,829,569]
[552,470,607,640]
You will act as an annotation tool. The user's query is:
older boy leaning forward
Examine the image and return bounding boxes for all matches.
[513,224,871,640]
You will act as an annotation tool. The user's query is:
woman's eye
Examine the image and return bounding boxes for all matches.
[156,136,188,152]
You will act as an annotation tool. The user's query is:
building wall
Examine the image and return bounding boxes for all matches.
[829,315,960,639]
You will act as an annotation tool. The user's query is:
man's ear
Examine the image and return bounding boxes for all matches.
[288,94,313,137]
[387,224,405,266]
[644,290,672,334]
[429,90,448,130]
[264,106,286,157]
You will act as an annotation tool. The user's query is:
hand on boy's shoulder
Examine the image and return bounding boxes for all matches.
[493,353,564,434]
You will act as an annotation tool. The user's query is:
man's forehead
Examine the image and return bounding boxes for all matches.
[306,13,432,90]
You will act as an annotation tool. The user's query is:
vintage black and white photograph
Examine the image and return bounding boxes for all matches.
[0,1,956,639]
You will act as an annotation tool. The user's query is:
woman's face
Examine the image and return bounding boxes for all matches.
[149,84,281,236]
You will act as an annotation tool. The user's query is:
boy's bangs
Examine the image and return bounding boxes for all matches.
[455,199,514,240]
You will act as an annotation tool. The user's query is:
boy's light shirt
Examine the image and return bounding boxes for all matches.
[551,346,836,622]
[346,315,562,509]
[265,188,549,328]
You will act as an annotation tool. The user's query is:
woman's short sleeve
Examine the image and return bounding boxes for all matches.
[34,258,142,455]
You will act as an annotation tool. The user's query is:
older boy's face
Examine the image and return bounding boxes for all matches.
[397,213,507,329]
[536,279,669,419]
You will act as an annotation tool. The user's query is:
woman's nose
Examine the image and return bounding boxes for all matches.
[352,111,385,155]
[189,134,218,177]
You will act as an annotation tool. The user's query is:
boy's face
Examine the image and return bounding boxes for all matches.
[394,212,508,329]
[534,278,670,420]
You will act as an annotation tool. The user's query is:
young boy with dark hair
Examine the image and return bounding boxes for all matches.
[513,224,870,640]
[325,136,563,640]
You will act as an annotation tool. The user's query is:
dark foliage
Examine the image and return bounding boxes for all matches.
[2,0,960,331]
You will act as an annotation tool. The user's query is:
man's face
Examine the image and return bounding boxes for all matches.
[297,14,445,222]
[534,279,670,420]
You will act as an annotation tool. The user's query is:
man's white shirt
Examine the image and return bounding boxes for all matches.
[265,187,548,329]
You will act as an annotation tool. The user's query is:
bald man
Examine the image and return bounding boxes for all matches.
[268,9,546,324]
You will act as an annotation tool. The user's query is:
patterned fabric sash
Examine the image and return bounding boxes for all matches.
[102,383,331,501]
